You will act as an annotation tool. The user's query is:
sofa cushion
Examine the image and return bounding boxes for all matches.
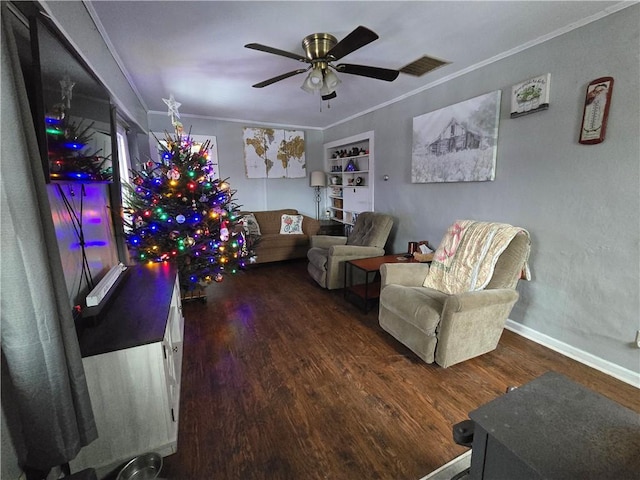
[280,214,304,234]
[241,213,262,236]
[257,233,311,249]
[380,285,448,335]
[345,212,393,248]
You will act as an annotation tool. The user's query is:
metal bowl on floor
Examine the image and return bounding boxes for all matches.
[116,452,163,480]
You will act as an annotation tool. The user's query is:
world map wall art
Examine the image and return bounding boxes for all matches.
[243,127,306,179]
[411,90,501,183]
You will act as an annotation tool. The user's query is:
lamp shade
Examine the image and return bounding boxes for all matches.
[301,67,324,94]
[308,68,324,86]
[310,171,326,187]
[323,70,340,91]
[301,75,317,94]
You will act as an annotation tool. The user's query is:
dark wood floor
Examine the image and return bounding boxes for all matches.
[162,259,639,480]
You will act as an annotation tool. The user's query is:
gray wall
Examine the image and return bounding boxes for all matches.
[147,114,325,218]
[325,5,640,376]
[42,1,148,132]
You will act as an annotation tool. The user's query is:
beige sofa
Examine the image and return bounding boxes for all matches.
[242,209,320,264]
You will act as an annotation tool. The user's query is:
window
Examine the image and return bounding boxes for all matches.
[117,123,133,232]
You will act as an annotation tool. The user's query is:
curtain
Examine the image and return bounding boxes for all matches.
[0,5,97,473]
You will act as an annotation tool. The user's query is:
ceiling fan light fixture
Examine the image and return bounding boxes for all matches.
[301,66,326,94]
[301,76,317,94]
[320,75,340,98]
[309,67,324,86]
[323,69,340,90]
[320,83,331,96]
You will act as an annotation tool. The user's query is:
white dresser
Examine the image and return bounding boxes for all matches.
[70,264,184,473]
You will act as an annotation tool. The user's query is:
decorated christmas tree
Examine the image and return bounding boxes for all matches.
[124,96,249,290]
[46,75,112,181]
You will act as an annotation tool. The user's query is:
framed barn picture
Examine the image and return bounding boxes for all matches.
[411,91,501,183]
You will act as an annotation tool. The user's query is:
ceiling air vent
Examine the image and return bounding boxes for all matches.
[399,55,450,77]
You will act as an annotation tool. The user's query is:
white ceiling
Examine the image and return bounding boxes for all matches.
[85,1,627,129]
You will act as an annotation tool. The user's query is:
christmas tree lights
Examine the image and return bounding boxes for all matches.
[124,127,249,289]
[46,74,112,182]
[47,116,112,182]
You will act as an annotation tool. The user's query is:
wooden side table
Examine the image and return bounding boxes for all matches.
[344,253,433,312]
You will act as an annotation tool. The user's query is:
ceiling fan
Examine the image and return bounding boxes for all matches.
[245,26,405,101]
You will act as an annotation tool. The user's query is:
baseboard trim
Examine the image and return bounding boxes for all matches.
[505,320,640,388]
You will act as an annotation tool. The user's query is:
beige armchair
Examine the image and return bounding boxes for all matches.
[307,212,393,289]
[379,222,530,368]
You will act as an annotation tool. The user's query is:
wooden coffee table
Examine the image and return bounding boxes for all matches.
[344,253,433,313]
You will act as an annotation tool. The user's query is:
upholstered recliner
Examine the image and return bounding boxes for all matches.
[379,220,531,368]
[307,212,393,290]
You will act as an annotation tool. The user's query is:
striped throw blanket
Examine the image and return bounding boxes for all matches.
[423,220,530,294]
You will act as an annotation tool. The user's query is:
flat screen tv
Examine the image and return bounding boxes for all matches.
[27,11,115,183]
[10,4,126,314]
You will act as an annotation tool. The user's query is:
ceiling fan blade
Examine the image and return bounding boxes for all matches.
[326,26,378,61]
[252,69,308,88]
[245,43,307,62]
[335,64,399,82]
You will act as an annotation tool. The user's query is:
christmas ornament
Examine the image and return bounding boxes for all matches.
[49,103,66,121]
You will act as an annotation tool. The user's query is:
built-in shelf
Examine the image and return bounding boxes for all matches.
[324,132,374,227]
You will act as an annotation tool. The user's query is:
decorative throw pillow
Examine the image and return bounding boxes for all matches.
[241,213,261,237]
[280,214,304,234]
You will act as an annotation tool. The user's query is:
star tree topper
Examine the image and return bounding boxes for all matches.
[60,74,75,109]
[163,94,182,126]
